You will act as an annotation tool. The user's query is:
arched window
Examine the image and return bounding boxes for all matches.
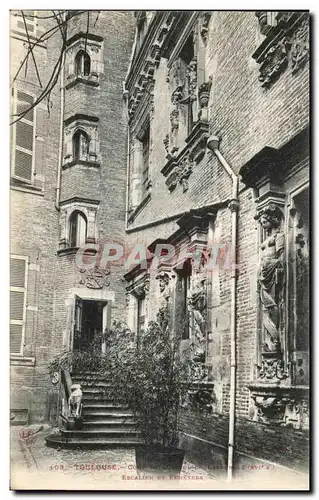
[69,211,87,248]
[75,50,91,77]
[73,129,89,161]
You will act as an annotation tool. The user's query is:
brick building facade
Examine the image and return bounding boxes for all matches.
[10,11,309,478]
[10,10,135,422]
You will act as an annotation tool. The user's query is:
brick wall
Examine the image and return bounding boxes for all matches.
[10,14,62,421]
[126,11,309,474]
[10,11,135,422]
[178,408,309,474]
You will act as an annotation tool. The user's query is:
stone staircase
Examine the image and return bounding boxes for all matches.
[46,373,143,449]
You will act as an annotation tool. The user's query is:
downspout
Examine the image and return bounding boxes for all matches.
[55,12,66,211]
[206,135,239,482]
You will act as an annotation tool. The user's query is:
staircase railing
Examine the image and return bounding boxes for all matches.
[58,368,72,429]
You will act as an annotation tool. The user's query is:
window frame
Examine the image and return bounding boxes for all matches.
[137,296,146,336]
[69,210,88,248]
[10,255,29,355]
[11,10,37,36]
[11,87,36,185]
[141,125,150,197]
[72,129,90,162]
[174,259,191,340]
[75,50,91,77]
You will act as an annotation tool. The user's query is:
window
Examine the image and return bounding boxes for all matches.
[11,89,35,183]
[256,11,277,36]
[180,35,195,135]
[175,260,191,340]
[11,10,36,35]
[10,256,28,355]
[75,50,91,77]
[141,126,150,197]
[73,129,89,161]
[69,211,87,247]
[137,297,145,335]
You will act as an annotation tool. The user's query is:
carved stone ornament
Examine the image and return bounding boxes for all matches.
[165,155,194,193]
[253,13,309,88]
[258,37,290,87]
[254,200,288,384]
[291,18,309,74]
[156,297,170,332]
[170,108,179,131]
[79,267,110,289]
[171,86,184,106]
[200,13,211,44]
[249,385,309,429]
[189,280,207,363]
[187,58,198,104]
[156,271,170,293]
[132,276,150,299]
[198,78,212,109]
[163,134,170,154]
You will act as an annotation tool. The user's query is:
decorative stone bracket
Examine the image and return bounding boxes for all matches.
[248,383,309,430]
[253,12,309,88]
[161,120,209,193]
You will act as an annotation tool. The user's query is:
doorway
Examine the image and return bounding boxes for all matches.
[73,298,107,352]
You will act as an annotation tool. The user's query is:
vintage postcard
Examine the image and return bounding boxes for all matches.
[9,9,310,491]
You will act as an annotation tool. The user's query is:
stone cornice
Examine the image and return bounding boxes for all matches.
[66,31,104,46]
[239,146,283,189]
[59,197,100,207]
[127,12,178,120]
[64,114,99,126]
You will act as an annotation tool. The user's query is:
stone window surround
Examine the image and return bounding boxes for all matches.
[240,143,309,429]
[65,31,104,89]
[162,14,212,193]
[58,197,99,252]
[128,107,153,222]
[125,270,150,334]
[63,114,100,168]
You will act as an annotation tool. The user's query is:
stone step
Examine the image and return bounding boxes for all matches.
[46,433,143,449]
[60,429,141,439]
[82,421,137,430]
[83,403,129,410]
[83,412,134,421]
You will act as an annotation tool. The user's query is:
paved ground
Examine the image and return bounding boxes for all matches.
[10,425,220,491]
[10,425,309,491]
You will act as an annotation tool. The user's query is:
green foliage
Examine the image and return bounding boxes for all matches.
[48,321,197,447]
[48,330,106,375]
[101,321,196,447]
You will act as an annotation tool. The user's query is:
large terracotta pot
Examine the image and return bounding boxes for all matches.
[135,445,185,475]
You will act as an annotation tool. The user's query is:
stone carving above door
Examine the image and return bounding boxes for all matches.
[78,267,110,289]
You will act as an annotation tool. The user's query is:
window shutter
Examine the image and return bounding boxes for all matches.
[12,89,34,183]
[10,256,28,355]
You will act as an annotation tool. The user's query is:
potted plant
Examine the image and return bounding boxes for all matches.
[101,320,197,475]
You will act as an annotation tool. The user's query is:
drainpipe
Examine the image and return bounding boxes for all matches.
[55,13,66,211]
[206,135,239,482]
